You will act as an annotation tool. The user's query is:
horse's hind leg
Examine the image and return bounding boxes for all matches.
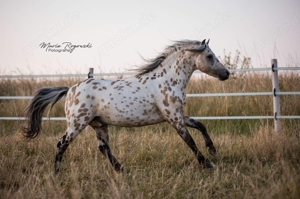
[55,126,86,173]
[55,133,70,173]
[91,124,123,172]
[184,116,216,156]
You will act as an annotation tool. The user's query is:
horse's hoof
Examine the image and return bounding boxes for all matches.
[114,164,124,173]
[205,162,214,168]
[201,159,214,169]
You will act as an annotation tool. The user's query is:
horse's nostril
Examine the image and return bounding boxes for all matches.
[226,70,230,76]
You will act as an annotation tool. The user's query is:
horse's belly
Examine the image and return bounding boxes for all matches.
[98,103,165,127]
[109,114,165,127]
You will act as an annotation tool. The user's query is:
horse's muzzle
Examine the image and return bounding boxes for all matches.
[218,70,230,81]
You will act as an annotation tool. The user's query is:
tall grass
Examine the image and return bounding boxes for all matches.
[0,71,299,198]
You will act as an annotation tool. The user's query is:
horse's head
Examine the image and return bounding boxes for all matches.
[187,39,230,81]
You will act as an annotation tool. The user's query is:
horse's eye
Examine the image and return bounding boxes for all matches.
[207,54,213,59]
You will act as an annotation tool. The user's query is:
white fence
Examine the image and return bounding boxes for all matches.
[0,59,299,133]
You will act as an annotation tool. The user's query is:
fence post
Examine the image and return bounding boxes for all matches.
[272,59,280,133]
[88,68,94,78]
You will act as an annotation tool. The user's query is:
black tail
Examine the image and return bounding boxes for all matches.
[23,87,69,139]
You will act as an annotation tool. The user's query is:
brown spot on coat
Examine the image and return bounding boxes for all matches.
[163,95,169,107]
[142,77,149,84]
[170,96,182,104]
[165,109,170,115]
[78,108,89,113]
[126,82,132,86]
[77,112,87,118]
[71,87,76,94]
[172,80,178,86]
[75,92,81,98]
[84,116,90,121]
[74,122,81,130]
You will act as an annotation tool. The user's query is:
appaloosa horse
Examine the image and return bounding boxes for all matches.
[23,39,230,173]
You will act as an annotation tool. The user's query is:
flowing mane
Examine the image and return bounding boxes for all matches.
[134,40,202,76]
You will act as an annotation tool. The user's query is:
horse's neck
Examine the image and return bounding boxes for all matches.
[149,51,196,89]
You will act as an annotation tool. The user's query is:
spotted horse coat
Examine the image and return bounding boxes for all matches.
[23,39,230,173]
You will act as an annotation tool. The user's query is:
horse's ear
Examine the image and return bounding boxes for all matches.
[201,39,206,45]
[207,39,210,45]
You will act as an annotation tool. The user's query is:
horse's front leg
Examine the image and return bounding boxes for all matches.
[170,119,214,168]
[184,116,216,156]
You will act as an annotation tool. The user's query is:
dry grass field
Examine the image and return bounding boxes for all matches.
[0,71,299,198]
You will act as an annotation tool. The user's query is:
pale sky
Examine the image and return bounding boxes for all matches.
[1,0,300,75]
